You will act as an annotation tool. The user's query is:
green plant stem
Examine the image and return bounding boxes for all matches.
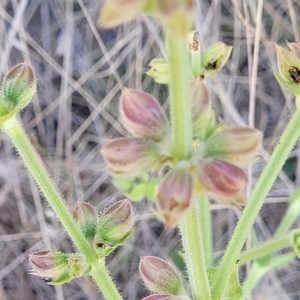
[211,104,300,299]
[238,230,297,264]
[91,260,122,300]
[274,200,300,238]
[241,253,295,300]
[2,116,122,300]
[166,32,192,162]
[199,193,213,267]
[166,31,211,299]
[180,198,212,300]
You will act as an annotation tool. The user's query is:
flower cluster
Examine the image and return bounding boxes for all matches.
[73,200,135,258]
[139,256,190,300]
[101,85,262,227]
[29,200,135,284]
[29,251,91,285]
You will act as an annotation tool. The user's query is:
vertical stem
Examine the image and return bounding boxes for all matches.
[166,32,192,162]
[180,198,212,299]
[2,117,122,300]
[199,193,213,267]
[166,31,211,299]
[91,260,122,300]
[211,105,300,299]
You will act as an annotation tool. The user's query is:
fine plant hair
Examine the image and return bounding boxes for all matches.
[1,1,300,300]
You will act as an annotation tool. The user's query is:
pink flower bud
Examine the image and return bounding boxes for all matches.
[156,166,193,228]
[139,256,184,295]
[142,295,191,300]
[120,89,167,141]
[2,62,36,111]
[101,137,160,177]
[93,199,135,255]
[29,251,90,284]
[73,202,98,243]
[195,159,248,206]
[204,127,262,166]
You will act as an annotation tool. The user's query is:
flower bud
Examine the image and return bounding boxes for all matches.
[195,159,248,206]
[147,59,169,84]
[203,127,262,166]
[93,199,135,256]
[2,62,36,111]
[156,0,194,36]
[101,137,160,177]
[73,202,98,243]
[275,43,300,96]
[139,256,184,295]
[29,251,90,285]
[142,296,191,300]
[98,0,145,28]
[190,78,215,139]
[120,89,167,141]
[156,165,193,228]
[200,42,232,78]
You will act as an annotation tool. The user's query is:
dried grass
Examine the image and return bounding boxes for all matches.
[0,0,300,299]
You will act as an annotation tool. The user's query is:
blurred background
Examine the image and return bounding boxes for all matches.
[1,0,300,299]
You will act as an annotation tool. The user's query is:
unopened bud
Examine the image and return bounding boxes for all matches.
[139,256,184,295]
[200,42,232,78]
[156,165,193,228]
[93,199,134,256]
[120,89,167,141]
[28,251,90,285]
[195,159,248,206]
[98,0,145,28]
[190,78,215,139]
[101,137,160,177]
[142,296,191,300]
[2,62,36,112]
[73,202,98,243]
[147,59,169,84]
[275,43,300,96]
[204,127,262,166]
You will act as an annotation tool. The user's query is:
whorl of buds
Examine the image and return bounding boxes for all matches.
[203,127,262,166]
[156,164,193,228]
[120,89,167,141]
[275,43,300,96]
[73,202,98,243]
[139,256,184,295]
[195,159,248,206]
[200,42,232,78]
[28,251,90,285]
[101,137,160,178]
[92,199,134,257]
[1,62,36,113]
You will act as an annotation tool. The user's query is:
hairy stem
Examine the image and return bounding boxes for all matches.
[238,230,297,264]
[166,31,211,299]
[212,105,300,299]
[180,198,212,299]
[2,116,122,300]
[199,193,213,267]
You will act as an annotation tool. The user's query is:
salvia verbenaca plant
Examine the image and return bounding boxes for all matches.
[1,0,300,299]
